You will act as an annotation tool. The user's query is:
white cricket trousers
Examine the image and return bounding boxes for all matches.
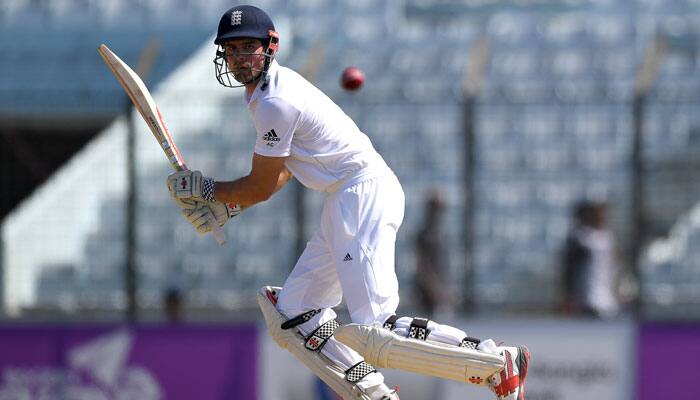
[276,172,405,382]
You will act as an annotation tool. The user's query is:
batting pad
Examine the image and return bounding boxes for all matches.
[257,287,372,400]
[335,323,504,386]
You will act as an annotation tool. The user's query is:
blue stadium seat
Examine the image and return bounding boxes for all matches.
[587,14,634,48]
[549,48,594,79]
[489,49,541,79]
[539,12,587,47]
[487,12,537,47]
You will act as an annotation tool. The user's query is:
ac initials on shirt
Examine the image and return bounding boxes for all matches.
[263,129,280,147]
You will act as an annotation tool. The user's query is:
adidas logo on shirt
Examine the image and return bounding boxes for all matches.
[263,129,280,147]
[343,253,353,261]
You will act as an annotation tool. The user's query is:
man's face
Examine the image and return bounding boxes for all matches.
[222,38,266,84]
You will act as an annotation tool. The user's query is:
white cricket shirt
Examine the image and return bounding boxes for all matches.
[246,60,390,192]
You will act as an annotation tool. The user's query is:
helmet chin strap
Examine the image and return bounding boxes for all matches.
[260,30,279,91]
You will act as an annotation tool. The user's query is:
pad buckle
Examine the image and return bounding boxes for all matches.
[383,315,398,331]
[408,318,430,340]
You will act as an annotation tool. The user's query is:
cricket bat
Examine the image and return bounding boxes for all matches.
[98,43,226,245]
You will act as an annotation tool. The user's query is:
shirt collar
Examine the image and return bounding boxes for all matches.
[246,59,280,106]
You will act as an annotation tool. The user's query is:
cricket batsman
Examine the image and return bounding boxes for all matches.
[167,4,530,399]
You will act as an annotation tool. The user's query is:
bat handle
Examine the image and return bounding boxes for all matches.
[211,223,226,245]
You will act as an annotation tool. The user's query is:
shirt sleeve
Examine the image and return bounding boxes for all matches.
[253,97,301,157]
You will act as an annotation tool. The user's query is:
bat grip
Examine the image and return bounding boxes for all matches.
[211,223,226,245]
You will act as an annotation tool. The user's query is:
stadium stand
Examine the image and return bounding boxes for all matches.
[1,0,700,319]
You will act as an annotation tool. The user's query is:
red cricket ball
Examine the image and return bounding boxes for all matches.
[340,66,365,91]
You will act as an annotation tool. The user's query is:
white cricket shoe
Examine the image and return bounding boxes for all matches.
[488,345,530,400]
[365,383,400,400]
[381,388,399,400]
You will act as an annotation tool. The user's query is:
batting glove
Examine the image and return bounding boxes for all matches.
[167,170,217,204]
[180,201,241,235]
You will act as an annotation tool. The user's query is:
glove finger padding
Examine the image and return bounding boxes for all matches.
[174,197,199,210]
[181,205,216,234]
[179,201,241,235]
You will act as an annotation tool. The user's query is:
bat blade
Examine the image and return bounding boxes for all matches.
[98,44,187,171]
[98,43,225,245]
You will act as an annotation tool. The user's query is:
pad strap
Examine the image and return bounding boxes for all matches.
[408,318,430,340]
[345,361,377,383]
[281,309,322,330]
[383,315,398,331]
[305,319,340,352]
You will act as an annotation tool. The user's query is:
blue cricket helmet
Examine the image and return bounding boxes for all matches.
[215,5,276,45]
[213,5,280,89]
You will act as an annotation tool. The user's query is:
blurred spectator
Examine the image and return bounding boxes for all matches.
[163,287,183,324]
[561,200,621,318]
[414,191,453,318]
